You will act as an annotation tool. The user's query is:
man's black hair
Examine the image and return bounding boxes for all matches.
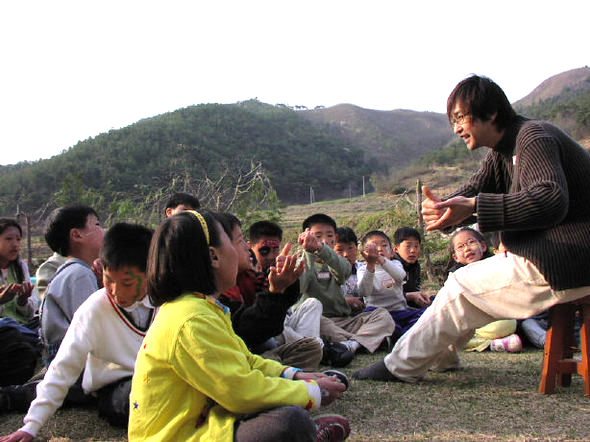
[44,205,98,256]
[361,230,391,247]
[147,210,221,306]
[447,75,517,130]
[164,192,200,211]
[335,226,358,245]
[100,223,153,273]
[302,213,337,232]
[248,220,282,242]
[393,227,421,246]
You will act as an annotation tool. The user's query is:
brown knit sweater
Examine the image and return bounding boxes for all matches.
[447,116,590,290]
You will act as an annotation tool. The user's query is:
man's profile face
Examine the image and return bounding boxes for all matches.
[249,236,281,272]
[451,101,499,151]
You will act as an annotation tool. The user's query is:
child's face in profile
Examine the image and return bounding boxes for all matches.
[309,223,336,248]
[231,225,253,272]
[103,265,147,308]
[334,241,358,267]
[452,230,486,265]
[395,237,421,264]
[364,235,393,259]
[211,223,239,293]
[78,214,104,259]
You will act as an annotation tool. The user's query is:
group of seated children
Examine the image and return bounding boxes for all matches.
[2,190,557,441]
[1,194,353,442]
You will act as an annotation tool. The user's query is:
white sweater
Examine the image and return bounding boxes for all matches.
[22,288,157,437]
[357,259,407,312]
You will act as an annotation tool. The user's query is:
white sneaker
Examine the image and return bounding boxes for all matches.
[490,333,523,353]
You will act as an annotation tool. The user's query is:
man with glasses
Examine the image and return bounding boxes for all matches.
[354,74,590,382]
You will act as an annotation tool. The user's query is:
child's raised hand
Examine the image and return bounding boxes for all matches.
[298,228,323,253]
[16,282,34,305]
[268,244,305,294]
[0,284,20,305]
[361,243,380,268]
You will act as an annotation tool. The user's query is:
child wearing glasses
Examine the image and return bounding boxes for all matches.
[447,227,522,352]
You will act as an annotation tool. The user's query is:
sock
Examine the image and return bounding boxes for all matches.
[340,340,360,353]
[352,359,400,382]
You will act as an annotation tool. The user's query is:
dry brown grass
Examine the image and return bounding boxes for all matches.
[3,349,590,441]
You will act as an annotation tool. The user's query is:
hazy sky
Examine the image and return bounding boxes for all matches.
[1,0,588,165]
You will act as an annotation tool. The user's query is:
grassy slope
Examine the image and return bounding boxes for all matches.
[2,350,590,441]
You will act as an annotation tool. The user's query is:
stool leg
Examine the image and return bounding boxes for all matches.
[540,305,568,394]
[580,305,590,397]
[558,306,576,388]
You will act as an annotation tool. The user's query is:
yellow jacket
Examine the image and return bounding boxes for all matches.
[129,293,320,441]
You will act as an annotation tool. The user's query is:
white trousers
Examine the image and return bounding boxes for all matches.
[385,252,590,382]
[280,298,323,345]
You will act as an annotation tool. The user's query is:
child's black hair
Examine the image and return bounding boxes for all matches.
[44,205,98,257]
[0,218,24,282]
[302,213,336,232]
[393,227,421,245]
[147,210,222,306]
[100,223,154,273]
[164,192,200,211]
[216,213,242,240]
[361,230,392,247]
[248,220,282,242]
[335,226,358,245]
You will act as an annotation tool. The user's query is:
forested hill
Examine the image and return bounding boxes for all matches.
[0,100,377,213]
[300,105,453,171]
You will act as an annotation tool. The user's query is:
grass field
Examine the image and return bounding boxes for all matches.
[2,349,590,441]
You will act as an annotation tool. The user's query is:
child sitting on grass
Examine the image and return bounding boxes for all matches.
[447,228,522,353]
[0,223,155,441]
[392,227,431,307]
[40,205,104,365]
[128,210,349,442]
[358,230,429,342]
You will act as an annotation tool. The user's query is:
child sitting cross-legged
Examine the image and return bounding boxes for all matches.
[358,230,429,342]
[0,223,155,441]
[128,210,350,442]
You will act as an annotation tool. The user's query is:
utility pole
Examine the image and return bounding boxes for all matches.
[309,186,315,204]
[362,176,366,197]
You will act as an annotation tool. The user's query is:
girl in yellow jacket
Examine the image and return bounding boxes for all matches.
[128,210,349,442]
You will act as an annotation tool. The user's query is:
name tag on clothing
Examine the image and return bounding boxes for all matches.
[381,278,394,289]
[317,272,332,281]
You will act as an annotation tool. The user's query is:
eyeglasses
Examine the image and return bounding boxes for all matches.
[454,238,479,253]
[450,113,471,127]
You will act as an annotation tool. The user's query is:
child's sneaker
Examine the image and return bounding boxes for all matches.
[314,414,351,441]
[490,333,522,353]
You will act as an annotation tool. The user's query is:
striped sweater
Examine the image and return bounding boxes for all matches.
[447,116,590,291]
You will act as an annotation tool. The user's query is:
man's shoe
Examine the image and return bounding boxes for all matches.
[314,414,351,441]
[352,359,400,382]
[321,342,354,368]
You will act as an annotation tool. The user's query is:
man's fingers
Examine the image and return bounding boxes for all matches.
[422,185,440,202]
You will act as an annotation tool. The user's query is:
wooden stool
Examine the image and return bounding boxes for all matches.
[539,295,590,396]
